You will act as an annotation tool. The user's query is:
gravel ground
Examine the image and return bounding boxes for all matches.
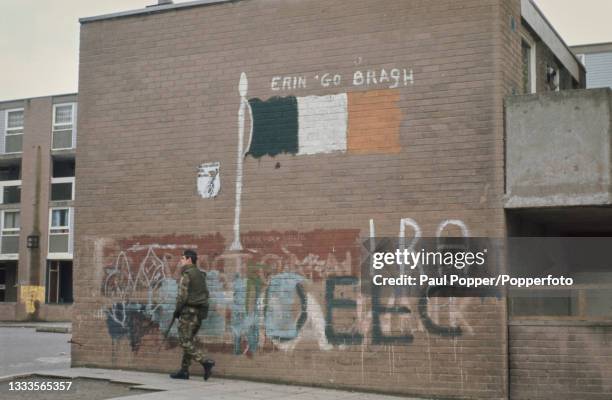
[0,376,158,400]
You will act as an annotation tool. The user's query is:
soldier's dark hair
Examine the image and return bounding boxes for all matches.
[183,249,198,265]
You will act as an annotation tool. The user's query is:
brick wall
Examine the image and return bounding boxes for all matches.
[20,97,53,289]
[38,304,73,321]
[0,303,16,320]
[74,0,520,398]
[510,322,612,399]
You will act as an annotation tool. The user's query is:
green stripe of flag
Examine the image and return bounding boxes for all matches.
[247,96,298,158]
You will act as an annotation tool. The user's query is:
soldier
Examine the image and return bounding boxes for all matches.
[170,249,215,380]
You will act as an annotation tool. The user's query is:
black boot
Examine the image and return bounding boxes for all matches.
[170,369,189,379]
[202,359,215,381]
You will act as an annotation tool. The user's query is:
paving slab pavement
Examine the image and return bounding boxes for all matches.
[0,322,71,333]
[0,327,71,377]
[1,368,429,400]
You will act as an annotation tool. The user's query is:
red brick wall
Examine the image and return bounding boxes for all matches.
[74,0,519,398]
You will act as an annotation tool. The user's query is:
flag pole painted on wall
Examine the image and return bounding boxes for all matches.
[230,72,251,251]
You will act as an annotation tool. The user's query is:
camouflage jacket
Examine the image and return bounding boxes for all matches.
[174,264,209,314]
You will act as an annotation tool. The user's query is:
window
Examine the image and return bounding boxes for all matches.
[51,158,75,201]
[46,260,73,304]
[51,179,73,201]
[0,268,5,301]
[3,211,19,232]
[52,158,75,178]
[1,211,20,255]
[51,209,68,232]
[0,262,17,302]
[0,165,21,205]
[52,103,76,150]
[546,64,560,91]
[4,109,24,153]
[1,184,20,204]
[505,232,612,320]
[49,207,73,256]
[0,165,20,181]
[521,38,536,94]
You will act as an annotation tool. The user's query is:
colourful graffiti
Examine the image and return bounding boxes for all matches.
[99,223,478,356]
[99,230,358,353]
[101,235,225,351]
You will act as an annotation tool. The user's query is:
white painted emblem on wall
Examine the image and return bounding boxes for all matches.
[197,162,221,199]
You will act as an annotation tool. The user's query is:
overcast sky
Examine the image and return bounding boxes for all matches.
[0,0,611,102]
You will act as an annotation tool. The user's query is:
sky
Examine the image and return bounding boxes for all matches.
[0,0,611,102]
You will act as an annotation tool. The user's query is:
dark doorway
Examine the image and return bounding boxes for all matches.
[46,260,73,304]
[0,261,17,302]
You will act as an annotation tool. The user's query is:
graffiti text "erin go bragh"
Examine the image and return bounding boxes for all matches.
[271,68,414,91]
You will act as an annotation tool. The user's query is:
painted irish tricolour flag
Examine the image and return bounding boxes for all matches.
[230,73,403,251]
[245,90,402,158]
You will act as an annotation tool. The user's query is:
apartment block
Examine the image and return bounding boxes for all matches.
[0,94,76,321]
[69,0,612,399]
[572,42,612,89]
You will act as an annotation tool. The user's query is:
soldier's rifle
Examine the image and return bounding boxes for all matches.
[159,316,177,350]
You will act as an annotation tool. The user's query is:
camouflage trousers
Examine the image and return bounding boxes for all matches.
[178,306,206,370]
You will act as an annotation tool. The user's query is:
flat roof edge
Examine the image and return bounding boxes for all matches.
[0,93,78,105]
[79,0,234,23]
[571,41,612,49]
[571,42,612,55]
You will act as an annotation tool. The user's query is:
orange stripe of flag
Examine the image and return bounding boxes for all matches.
[347,89,402,155]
